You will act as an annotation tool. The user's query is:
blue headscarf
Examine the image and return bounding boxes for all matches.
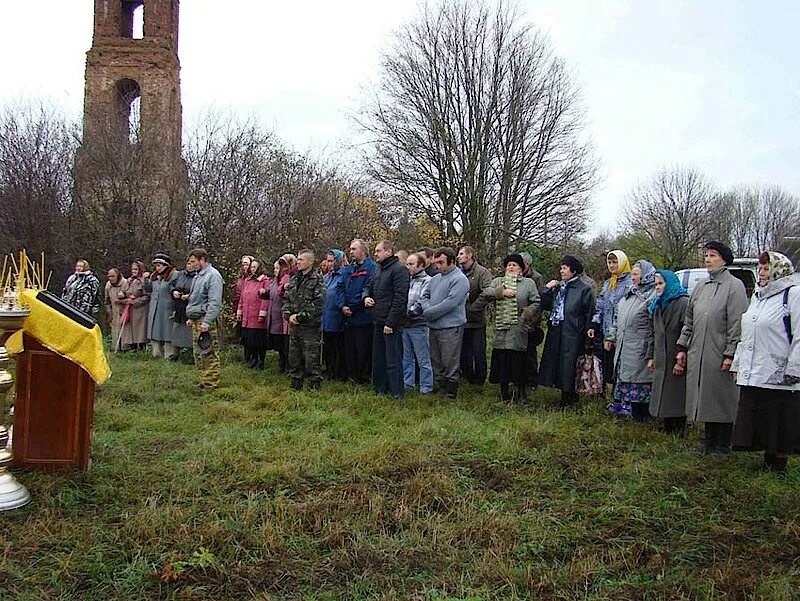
[328,248,345,271]
[648,269,688,314]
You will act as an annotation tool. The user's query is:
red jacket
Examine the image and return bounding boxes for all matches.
[237,275,270,329]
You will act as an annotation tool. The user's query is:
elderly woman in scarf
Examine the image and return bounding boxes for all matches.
[647,269,690,434]
[608,260,658,421]
[732,251,800,474]
[322,249,349,381]
[589,250,633,394]
[539,255,596,408]
[475,254,540,403]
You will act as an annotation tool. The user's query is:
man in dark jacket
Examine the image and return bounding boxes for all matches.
[457,246,493,386]
[341,239,378,384]
[365,240,410,398]
[283,249,327,390]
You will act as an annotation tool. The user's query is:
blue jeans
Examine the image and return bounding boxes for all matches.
[372,324,405,398]
[402,325,434,393]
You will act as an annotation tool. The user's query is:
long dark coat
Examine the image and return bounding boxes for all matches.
[650,296,689,418]
[539,278,596,392]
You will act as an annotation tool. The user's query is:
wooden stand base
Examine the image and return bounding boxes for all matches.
[12,334,95,471]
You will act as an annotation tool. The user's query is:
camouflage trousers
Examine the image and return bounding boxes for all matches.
[192,321,221,388]
[288,325,322,383]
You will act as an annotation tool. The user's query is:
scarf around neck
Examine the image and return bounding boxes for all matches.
[648,269,688,314]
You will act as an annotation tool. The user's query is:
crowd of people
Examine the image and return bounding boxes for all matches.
[60,239,800,474]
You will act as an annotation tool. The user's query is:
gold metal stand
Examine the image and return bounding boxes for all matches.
[0,308,31,510]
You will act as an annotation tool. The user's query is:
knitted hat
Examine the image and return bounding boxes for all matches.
[703,241,733,266]
[502,254,525,270]
[560,255,584,275]
[152,252,172,266]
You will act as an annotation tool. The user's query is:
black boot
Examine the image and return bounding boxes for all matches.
[516,384,528,404]
[445,380,458,400]
[559,390,577,409]
[290,378,303,390]
[500,383,512,402]
[715,423,733,454]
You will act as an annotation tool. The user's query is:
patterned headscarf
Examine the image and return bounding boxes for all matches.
[607,250,632,290]
[634,259,657,289]
[648,269,689,314]
[761,251,794,283]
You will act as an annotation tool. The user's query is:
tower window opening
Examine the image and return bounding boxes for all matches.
[121,1,144,39]
[115,79,142,145]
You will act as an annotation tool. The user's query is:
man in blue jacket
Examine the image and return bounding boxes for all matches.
[340,238,379,384]
[422,247,470,399]
[322,249,348,381]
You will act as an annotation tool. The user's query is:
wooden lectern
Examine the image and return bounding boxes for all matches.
[12,334,94,471]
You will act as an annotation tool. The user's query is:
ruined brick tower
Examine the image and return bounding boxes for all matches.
[75,0,187,258]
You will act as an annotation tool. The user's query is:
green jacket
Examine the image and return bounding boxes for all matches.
[476,275,540,352]
[283,269,326,329]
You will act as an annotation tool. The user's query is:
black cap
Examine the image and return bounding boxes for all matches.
[703,241,734,266]
[560,255,584,275]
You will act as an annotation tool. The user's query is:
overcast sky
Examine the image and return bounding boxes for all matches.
[2,0,799,234]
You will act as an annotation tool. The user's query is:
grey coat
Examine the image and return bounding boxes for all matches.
[145,269,178,342]
[610,286,657,383]
[650,296,689,418]
[476,276,540,351]
[676,267,748,422]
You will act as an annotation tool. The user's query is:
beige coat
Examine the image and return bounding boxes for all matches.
[104,278,128,351]
[121,276,150,346]
[677,267,748,422]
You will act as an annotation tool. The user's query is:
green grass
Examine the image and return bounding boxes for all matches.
[1,349,799,600]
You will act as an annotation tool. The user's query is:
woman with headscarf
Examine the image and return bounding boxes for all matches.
[608,260,658,421]
[676,241,748,454]
[539,255,596,408]
[232,255,254,348]
[104,267,128,352]
[732,251,800,474]
[322,249,349,381]
[144,252,179,360]
[233,255,254,315]
[588,250,633,394]
[121,260,149,351]
[264,254,296,372]
[476,254,541,403]
[237,258,270,369]
[647,269,690,434]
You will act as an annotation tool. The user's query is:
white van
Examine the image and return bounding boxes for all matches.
[675,258,758,297]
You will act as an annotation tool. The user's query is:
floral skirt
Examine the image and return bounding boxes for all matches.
[613,381,652,404]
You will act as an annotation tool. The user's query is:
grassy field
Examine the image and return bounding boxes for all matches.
[1,348,799,600]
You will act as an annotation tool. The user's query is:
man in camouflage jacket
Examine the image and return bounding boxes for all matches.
[283,249,327,390]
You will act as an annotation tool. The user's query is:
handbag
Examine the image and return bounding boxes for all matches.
[575,353,604,396]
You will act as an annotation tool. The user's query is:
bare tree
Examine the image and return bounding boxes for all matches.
[184,111,393,286]
[624,166,718,269]
[717,185,800,257]
[357,0,598,259]
[0,100,77,278]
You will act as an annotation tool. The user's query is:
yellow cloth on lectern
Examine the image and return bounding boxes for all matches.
[5,288,111,384]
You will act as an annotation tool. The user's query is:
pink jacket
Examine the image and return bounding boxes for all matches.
[237,275,270,330]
